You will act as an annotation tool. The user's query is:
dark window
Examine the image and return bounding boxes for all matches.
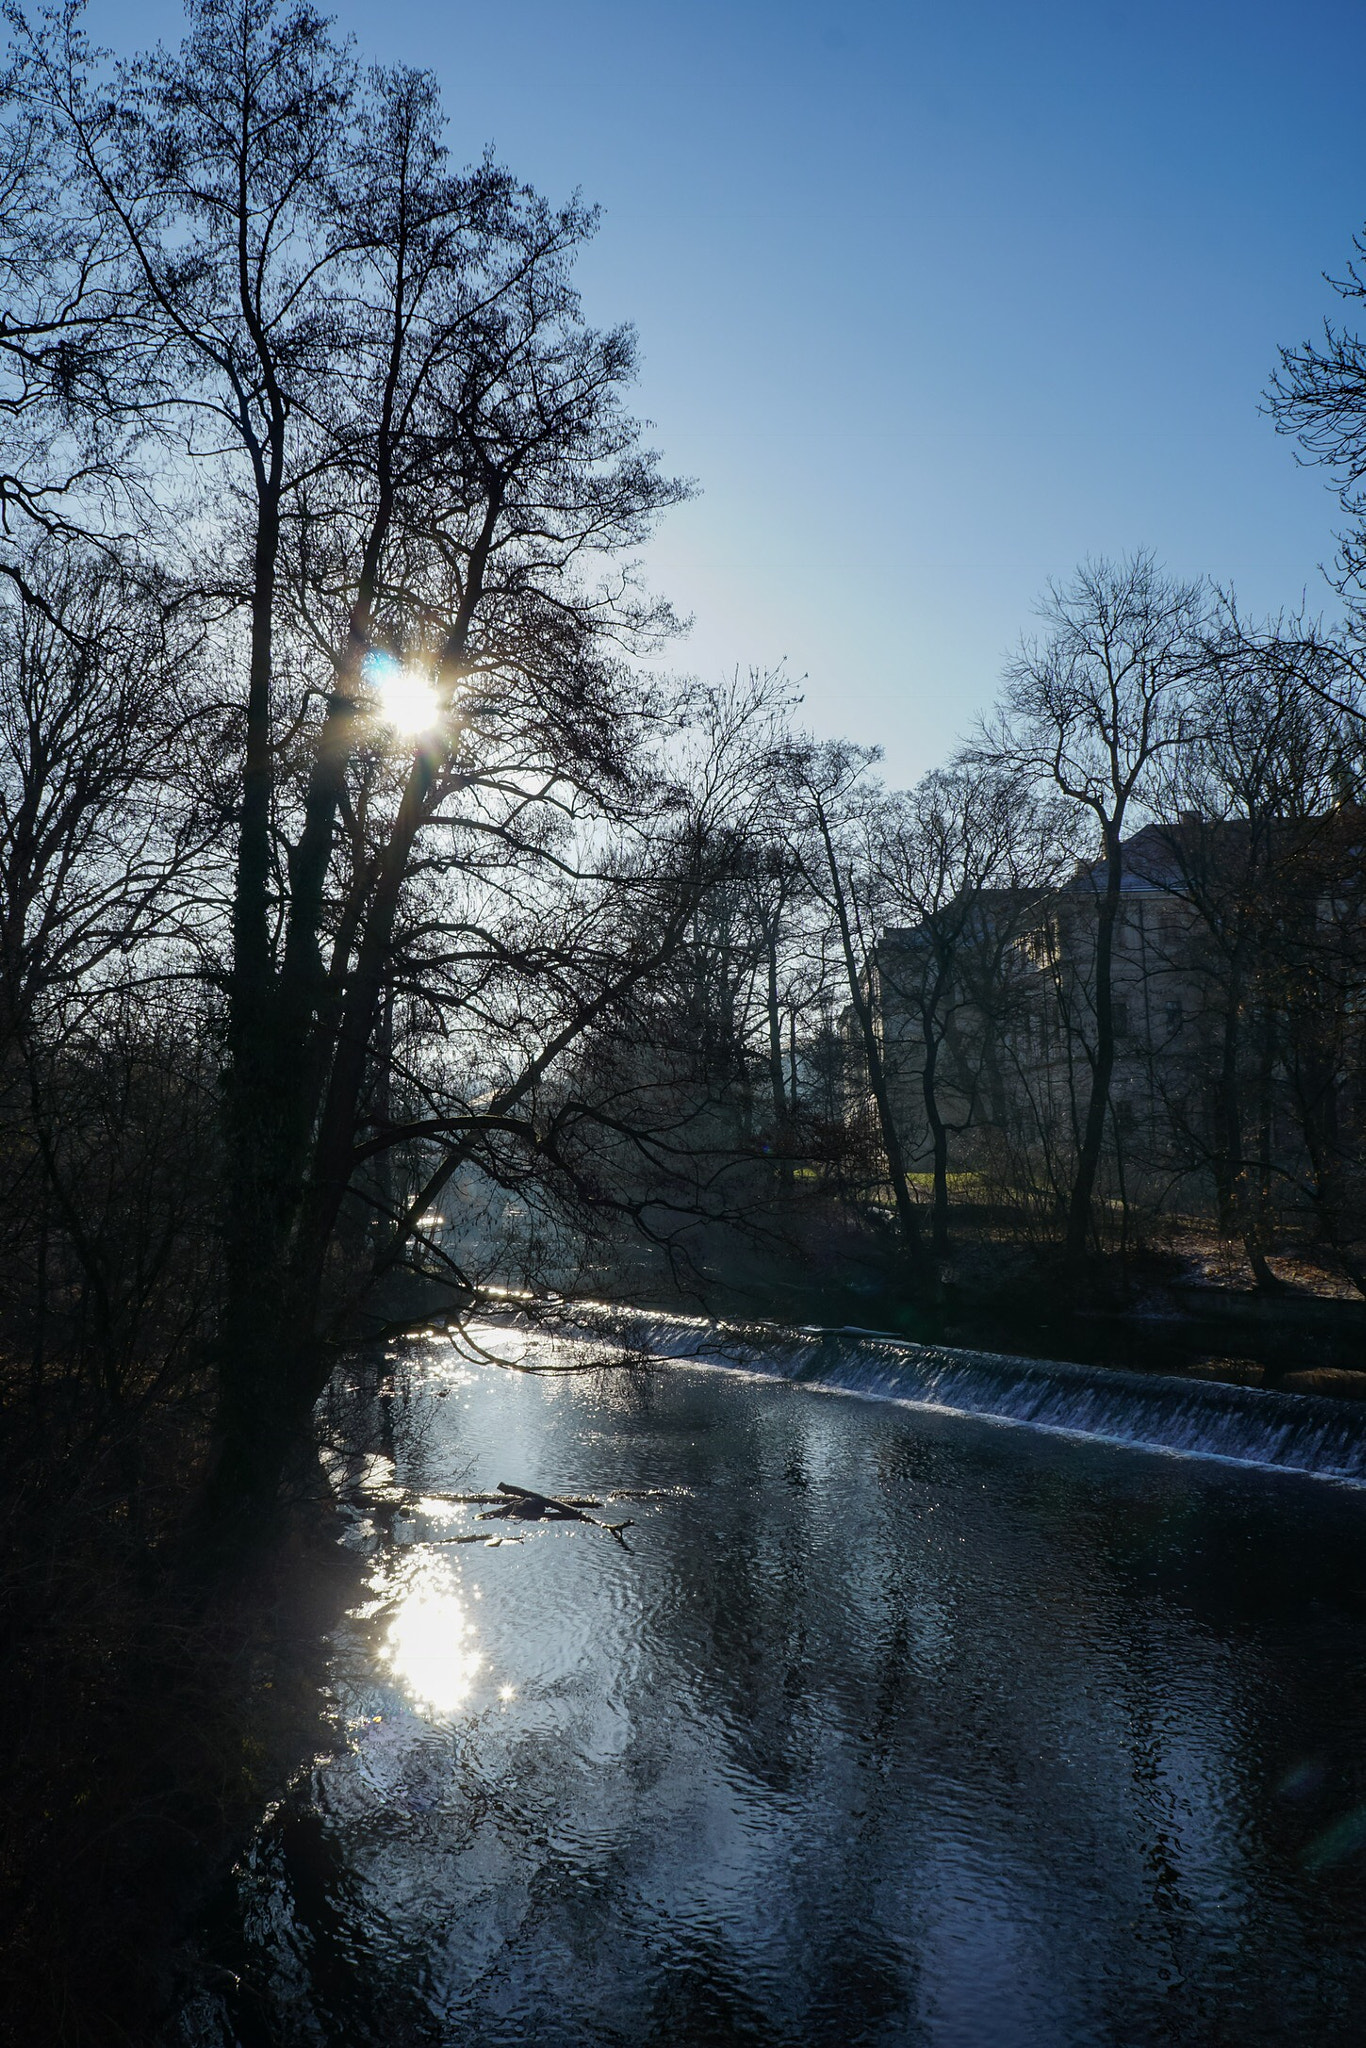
[1110,998,1130,1040]
[1164,1000,1183,1035]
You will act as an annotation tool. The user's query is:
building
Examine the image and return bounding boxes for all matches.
[872,813,1366,1243]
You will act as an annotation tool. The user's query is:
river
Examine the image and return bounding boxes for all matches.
[177,1316,1366,2046]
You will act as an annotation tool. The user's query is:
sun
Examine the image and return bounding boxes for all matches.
[365,652,442,738]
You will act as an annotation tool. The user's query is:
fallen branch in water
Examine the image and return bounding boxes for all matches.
[414,1489,603,1508]
[477,1481,634,1544]
[363,1480,662,1546]
[411,1484,678,1508]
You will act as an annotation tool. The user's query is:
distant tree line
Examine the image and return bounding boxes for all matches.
[530,569,1366,1308]
[662,568,1366,1294]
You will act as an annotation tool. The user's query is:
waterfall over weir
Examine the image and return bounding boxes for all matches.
[500,1307,1366,1485]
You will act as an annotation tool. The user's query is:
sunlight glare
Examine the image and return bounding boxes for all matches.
[365,652,442,738]
[381,1561,482,1713]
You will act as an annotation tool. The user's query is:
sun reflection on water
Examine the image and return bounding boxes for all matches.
[380,1558,482,1714]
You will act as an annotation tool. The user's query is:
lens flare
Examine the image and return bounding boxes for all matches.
[365,653,442,738]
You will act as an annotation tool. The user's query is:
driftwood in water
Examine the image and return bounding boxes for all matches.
[418,1489,603,1508]
[415,1485,671,1507]
[477,1481,634,1543]
[377,1479,658,1544]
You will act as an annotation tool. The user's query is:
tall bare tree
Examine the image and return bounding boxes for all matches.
[788,740,932,1281]
[870,766,1058,1256]
[7,0,702,1501]
[974,554,1208,1264]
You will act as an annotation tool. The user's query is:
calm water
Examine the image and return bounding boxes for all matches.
[186,1324,1366,2047]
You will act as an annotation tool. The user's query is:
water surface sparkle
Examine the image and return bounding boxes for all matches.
[379,1556,482,1714]
[194,1329,1366,2047]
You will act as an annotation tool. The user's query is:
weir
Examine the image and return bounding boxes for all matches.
[505,1307,1366,1485]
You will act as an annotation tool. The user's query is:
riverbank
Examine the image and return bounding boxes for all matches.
[575,1209,1366,1392]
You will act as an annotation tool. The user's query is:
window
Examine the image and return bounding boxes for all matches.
[1164,1000,1183,1036]
[1110,998,1130,1040]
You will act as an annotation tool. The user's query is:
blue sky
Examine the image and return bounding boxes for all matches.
[105,0,1366,782]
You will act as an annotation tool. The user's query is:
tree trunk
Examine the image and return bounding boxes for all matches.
[1065,827,1122,1265]
[814,801,930,1280]
[1247,1006,1281,1291]
[1209,954,1281,1287]
[920,1014,951,1258]
[217,479,305,1511]
[764,929,792,1190]
[765,931,785,1129]
[1211,967,1244,1239]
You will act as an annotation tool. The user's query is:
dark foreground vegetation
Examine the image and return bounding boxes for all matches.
[4,0,1366,2036]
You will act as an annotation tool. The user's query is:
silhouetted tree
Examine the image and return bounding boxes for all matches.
[973,555,1208,1264]
[870,766,1059,1256]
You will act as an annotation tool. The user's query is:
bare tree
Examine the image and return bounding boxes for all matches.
[0,540,205,1047]
[5,0,703,1502]
[1144,622,1358,1284]
[0,24,148,563]
[870,766,1059,1256]
[392,676,806,1307]
[788,740,933,1281]
[1268,225,1366,601]
[974,554,1208,1264]
[0,539,214,1401]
